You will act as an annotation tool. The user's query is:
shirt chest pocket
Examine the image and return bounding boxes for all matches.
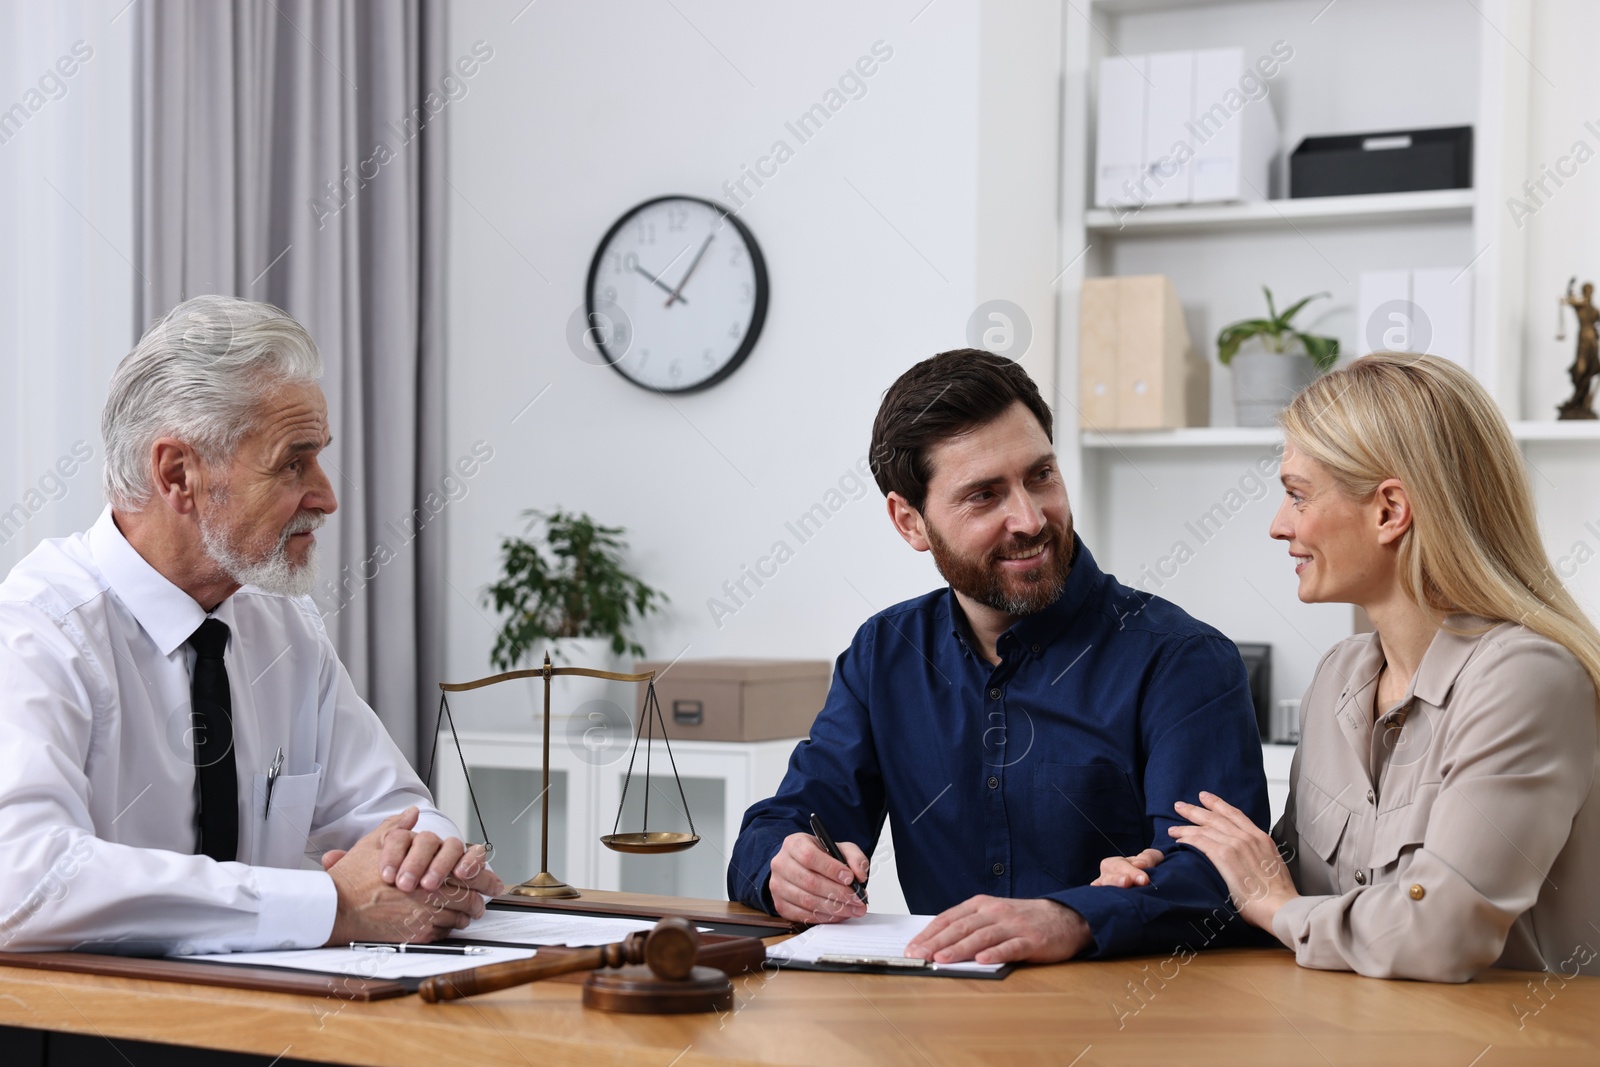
[250,763,323,869]
[1032,762,1144,838]
[1368,782,1439,871]
[1294,776,1352,864]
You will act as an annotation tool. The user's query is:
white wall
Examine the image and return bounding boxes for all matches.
[443,0,1062,722]
[0,1,134,572]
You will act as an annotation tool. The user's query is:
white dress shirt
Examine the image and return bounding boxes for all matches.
[0,507,460,954]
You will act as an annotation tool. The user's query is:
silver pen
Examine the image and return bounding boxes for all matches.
[349,942,491,955]
[263,747,284,818]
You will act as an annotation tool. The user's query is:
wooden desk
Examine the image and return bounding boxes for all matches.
[1,891,1596,1066]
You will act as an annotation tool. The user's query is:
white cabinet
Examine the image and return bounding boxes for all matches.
[432,730,799,899]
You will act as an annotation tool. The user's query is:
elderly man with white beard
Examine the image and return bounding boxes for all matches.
[0,296,503,955]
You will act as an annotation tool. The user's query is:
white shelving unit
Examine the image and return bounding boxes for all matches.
[1054,0,1565,717]
[1084,188,1476,235]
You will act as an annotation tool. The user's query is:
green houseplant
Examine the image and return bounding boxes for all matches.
[1216,287,1341,427]
[485,509,667,671]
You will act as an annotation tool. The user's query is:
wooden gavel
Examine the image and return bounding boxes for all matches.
[418,917,765,1004]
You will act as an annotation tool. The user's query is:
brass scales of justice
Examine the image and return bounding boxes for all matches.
[429,652,698,899]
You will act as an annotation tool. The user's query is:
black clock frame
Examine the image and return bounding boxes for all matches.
[583,195,769,395]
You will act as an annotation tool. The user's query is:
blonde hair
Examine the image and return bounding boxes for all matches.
[1280,352,1600,699]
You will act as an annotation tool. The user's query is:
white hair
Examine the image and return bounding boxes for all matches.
[102,296,323,511]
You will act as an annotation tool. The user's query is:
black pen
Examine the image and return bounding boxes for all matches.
[809,812,868,904]
[349,942,491,955]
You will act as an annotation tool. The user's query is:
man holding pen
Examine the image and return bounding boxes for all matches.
[727,350,1268,964]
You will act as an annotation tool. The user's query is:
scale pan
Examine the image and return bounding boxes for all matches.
[601,831,700,854]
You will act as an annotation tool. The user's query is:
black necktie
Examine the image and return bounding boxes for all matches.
[187,618,238,862]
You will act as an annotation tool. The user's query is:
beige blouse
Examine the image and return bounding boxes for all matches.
[1272,617,1600,981]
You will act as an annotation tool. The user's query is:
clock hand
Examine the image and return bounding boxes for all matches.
[663,233,714,308]
[632,264,688,304]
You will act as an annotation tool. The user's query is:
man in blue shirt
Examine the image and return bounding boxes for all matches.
[727,349,1269,964]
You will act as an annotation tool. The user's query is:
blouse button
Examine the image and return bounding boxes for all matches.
[1409,884,1426,900]
[1366,789,1375,805]
[1354,870,1367,885]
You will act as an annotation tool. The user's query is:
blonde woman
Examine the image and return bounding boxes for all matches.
[1095,352,1600,981]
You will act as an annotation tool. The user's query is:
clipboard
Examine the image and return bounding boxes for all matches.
[486,892,799,937]
[0,934,766,999]
[0,892,789,998]
[0,951,414,1000]
[761,912,1016,979]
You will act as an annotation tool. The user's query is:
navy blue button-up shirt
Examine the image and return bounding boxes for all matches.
[728,537,1270,958]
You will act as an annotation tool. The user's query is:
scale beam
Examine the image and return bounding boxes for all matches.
[435,651,697,901]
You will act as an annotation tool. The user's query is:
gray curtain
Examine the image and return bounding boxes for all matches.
[134,0,449,761]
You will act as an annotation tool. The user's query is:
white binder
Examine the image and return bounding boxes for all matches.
[1094,47,1280,208]
[1095,56,1147,209]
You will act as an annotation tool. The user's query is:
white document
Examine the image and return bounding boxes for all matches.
[766,913,1005,975]
[183,944,536,980]
[453,909,661,946]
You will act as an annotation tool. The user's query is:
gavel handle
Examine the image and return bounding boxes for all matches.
[417,935,768,1003]
[695,936,768,978]
[419,947,605,1002]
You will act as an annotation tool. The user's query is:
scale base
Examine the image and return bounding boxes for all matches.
[582,964,732,1014]
[507,870,581,899]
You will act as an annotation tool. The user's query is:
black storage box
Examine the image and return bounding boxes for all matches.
[1234,642,1272,741]
[1289,125,1472,198]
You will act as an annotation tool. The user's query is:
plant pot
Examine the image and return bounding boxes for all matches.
[1230,350,1319,427]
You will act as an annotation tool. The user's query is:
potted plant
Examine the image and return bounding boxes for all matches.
[1216,287,1341,427]
[485,509,667,672]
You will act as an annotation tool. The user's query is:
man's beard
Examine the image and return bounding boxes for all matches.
[199,496,324,598]
[925,514,1073,617]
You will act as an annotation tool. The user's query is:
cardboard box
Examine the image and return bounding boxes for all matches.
[632,658,831,742]
[1079,275,1207,430]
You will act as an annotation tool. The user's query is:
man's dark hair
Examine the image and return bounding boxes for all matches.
[869,348,1054,512]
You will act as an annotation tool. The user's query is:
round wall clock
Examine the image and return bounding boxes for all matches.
[584,195,769,394]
